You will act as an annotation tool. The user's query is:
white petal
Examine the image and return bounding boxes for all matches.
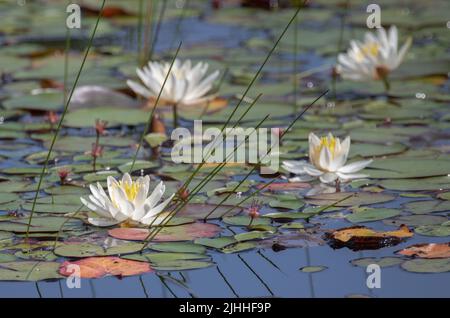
[87,217,121,227]
[319,172,338,184]
[338,159,373,174]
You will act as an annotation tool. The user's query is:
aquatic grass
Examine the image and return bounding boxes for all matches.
[25,0,106,240]
[137,0,144,65]
[149,0,168,60]
[169,0,190,53]
[138,5,307,248]
[128,41,183,173]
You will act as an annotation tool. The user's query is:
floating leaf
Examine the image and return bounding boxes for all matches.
[403,200,450,215]
[148,242,206,254]
[414,224,450,237]
[222,216,270,227]
[194,236,237,249]
[401,258,450,273]
[299,266,327,273]
[220,242,256,254]
[383,215,448,227]
[0,217,82,233]
[326,225,413,250]
[0,261,62,281]
[305,192,395,207]
[351,257,403,268]
[178,203,241,220]
[345,208,401,223]
[234,231,274,242]
[398,243,450,259]
[108,223,221,242]
[59,257,153,278]
[54,242,144,258]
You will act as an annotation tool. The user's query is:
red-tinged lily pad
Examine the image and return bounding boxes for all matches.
[177,203,241,220]
[108,223,222,242]
[59,256,152,279]
[326,225,413,251]
[256,182,311,191]
[397,243,450,259]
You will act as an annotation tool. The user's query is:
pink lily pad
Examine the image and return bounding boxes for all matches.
[108,223,222,242]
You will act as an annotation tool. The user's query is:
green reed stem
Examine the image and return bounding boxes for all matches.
[25,0,106,240]
[149,0,168,60]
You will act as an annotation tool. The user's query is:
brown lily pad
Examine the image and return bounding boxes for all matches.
[397,242,450,259]
[59,256,152,279]
[325,225,413,251]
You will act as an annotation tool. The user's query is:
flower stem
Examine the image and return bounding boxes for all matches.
[248,216,254,229]
[335,179,341,192]
[173,103,179,129]
[381,75,390,96]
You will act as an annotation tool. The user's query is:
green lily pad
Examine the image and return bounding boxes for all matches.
[0,216,82,233]
[345,208,401,223]
[351,257,404,268]
[15,250,58,261]
[263,212,311,220]
[64,107,149,127]
[220,242,256,254]
[401,258,450,273]
[194,236,237,249]
[3,92,62,111]
[383,215,448,227]
[378,177,450,191]
[364,159,450,179]
[306,192,395,207]
[0,193,19,204]
[414,224,450,237]
[299,265,327,273]
[148,242,206,254]
[0,253,17,263]
[403,200,450,214]
[222,216,270,227]
[234,231,274,242]
[0,261,63,281]
[54,242,144,258]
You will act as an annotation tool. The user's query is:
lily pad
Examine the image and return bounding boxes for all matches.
[401,258,450,273]
[59,256,153,279]
[345,208,401,223]
[108,223,221,242]
[414,224,450,237]
[299,265,327,273]
[0,261,63,281]
[351,257,404,268]
[306,192,395,207]
[54,242,145,258]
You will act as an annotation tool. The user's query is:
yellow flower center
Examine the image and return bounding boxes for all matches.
[356,42,380,61]
[319,136,337,158]
[119,181,140,201]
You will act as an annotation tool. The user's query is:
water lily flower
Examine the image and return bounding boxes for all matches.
[80,173,174,227]
[127,59,220,127]
[336,26,412,91]
[282,133,373,187]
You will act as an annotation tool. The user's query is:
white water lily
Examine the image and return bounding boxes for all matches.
[336,26,412,84]
[127,59,220,106]
[282,133,373,185]
[80,173,174,227]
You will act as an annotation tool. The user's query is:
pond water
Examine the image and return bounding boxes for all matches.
[0,0,449,298]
